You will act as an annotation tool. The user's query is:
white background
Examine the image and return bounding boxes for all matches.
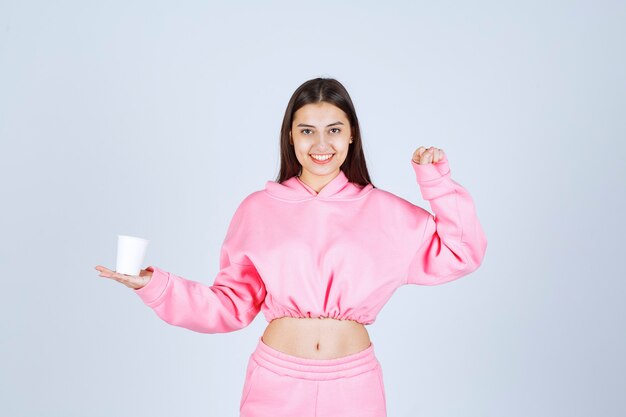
[1,1,624,416]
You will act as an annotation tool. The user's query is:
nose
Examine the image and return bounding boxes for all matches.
[313,133,333,151]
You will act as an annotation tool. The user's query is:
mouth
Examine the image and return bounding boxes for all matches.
[309,153,335,164]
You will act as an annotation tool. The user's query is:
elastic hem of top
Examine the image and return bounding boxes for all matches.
[251,336,379,381]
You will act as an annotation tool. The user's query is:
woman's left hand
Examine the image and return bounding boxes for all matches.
[412,146,445,165]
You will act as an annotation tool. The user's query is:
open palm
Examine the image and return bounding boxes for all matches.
[95,265,152,289]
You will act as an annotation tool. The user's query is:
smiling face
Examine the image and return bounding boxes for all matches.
[290,102,353,191]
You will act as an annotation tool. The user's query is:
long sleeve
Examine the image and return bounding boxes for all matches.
[405,153,488,285]
[132,199,267,333]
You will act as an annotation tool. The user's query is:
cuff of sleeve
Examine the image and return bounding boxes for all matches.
[133,265,170,305]
[411,153,450,183]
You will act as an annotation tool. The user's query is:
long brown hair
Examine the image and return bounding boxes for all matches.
[276,78,375,188]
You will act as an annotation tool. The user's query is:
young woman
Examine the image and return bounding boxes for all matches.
[95,78,488,417]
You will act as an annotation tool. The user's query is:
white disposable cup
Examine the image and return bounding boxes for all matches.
[116,235,149,276]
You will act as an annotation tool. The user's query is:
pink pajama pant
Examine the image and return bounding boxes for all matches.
[239,336,387,417]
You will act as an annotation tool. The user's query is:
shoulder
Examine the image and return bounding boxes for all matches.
[368,187,418,209]
[367,187,431,222]
[228,190,264,222]
[228,189,275,228]
[237,190,266,210]
[223,191,265,242]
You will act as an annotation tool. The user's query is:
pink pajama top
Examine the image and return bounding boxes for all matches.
[134,154,488,333]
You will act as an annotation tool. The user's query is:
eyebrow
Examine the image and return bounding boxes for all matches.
[296,121,345,128]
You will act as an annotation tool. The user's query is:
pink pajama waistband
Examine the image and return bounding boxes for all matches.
[251,336,380,381]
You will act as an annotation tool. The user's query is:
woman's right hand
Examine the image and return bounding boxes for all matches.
[95,265,153,290]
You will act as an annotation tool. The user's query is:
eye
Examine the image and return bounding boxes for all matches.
[330,128,341,133]
[300,128,313,135]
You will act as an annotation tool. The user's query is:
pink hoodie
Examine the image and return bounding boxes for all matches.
[134,153,487,333]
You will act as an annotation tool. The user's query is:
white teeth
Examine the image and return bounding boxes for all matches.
[310,154,333,161]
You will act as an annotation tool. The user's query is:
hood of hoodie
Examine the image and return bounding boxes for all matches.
[264,169,374,201]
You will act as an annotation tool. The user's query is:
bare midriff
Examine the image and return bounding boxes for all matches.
[261,316,372,360]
